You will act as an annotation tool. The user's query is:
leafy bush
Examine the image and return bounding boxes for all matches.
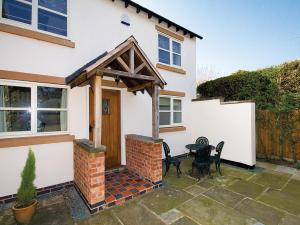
[16,149,37,208]
[197,60,300,111]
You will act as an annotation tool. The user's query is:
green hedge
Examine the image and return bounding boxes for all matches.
[197,60,300,111]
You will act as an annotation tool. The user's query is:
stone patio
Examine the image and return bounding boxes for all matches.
[1,158,300,225]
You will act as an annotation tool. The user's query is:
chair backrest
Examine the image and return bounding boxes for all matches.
[162,142,171,160]
[195,136,209,145]
[215,141,225,158]
[195,145,212,163]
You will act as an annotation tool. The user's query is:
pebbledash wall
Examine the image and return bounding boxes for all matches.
[0,0,197,197]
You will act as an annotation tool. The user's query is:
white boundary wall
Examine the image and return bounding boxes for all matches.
[190,99,256,166]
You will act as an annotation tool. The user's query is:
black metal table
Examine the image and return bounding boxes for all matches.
[186,144,215,156]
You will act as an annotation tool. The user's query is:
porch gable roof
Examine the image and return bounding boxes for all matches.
[66,36,166,95]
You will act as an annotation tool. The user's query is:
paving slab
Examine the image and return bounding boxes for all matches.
[292,174,300,181]
[208,174,241,188]
[256,161,278,170]
[177,195,257,225]
[227,179,267,199]
[171,216,199,225]
[281,179,300,197]
[77,209,122,225]
[204,186,245,207]
[235,198,285,225]
[113,199,165,225]
[221,166,254,180]
[31,202,74,225]
[258,189,300,216]
[249,171,291,189]
[275,166,297,175]
[197,179,215,189]
[0,208,15,225]
[141,187,193,214]
[279,214,300,225]
[159,208,184,225]
[164,174,197,189]
[184,185,206,197]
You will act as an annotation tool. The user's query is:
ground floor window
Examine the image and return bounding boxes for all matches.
[159,96,182,127]
[0,81,68,136]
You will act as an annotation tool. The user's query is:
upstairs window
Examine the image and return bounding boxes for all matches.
[159,97,182,127]
[1,0,68,37]
[158,34,182,67]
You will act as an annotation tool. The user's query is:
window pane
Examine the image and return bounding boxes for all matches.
[173,112,182,123]
[0,85,31,108]
[159,49,170,64]
[38,8,67,36]
[38,0,67,14]
[173,99,182,111]
[158,34,169,50]
[2,0,32,24]
[0,110,31,132]
[159,112,170,126]
[173,54,181,66]
[159,97,171,110]
[37,111,67,132]
[37,87,67,108]
[172,41,181,54]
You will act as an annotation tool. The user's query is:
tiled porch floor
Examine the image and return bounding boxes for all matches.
[105,168,154,206]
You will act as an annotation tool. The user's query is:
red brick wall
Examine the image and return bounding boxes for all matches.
[74,143,105,205]
[126,135,162,183]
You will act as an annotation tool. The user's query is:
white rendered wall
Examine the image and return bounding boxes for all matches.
[190,99,256,166]
[0,0,198,193]
[0,142,73,197]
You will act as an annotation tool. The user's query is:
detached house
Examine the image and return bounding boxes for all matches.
[0,0,204,212]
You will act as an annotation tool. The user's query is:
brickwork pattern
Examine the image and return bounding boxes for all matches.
[73,143,105,205]
[125,136,162,183]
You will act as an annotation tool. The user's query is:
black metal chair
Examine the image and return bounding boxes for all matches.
[195,136,209,145]
[210,141,225,175]
[191,145,212,179]
[163,142,182,178]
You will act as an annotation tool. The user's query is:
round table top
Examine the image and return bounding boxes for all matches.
[185,144,215,151]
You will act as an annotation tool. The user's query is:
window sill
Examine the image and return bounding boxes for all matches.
[0,23,75,48]
[156,63,186,75]
[159,126,186,133]
[0,134,75,148]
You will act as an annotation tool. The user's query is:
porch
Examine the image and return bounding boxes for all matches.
[67,36,166,213]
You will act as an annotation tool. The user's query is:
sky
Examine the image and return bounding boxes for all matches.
[133,0,300,80]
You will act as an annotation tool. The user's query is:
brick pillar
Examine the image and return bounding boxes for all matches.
[74,139,106,212]
[126,135,162,183]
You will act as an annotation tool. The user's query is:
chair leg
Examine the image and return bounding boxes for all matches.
[208,165,212,178]
[176,165,180,178]
[218,163,222,176]
[215,162,218,172]
[165,163,170,176]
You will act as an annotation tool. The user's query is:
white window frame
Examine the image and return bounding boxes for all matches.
[159,96,183,128]
[158,33,182,68]
[0,80,69,138]
[0,0,69,38]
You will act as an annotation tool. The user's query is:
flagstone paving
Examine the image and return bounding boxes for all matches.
[1,159,300,225]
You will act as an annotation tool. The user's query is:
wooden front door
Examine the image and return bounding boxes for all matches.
[89,88,121,169]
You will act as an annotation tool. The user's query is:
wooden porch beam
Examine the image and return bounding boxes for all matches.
[116,57,130,72]
[134,62,145,74]
[100,68,155,81]
[93,73,102,148]
[152,85,159,139]
[127,82,152,92]
[130,47,135,73]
